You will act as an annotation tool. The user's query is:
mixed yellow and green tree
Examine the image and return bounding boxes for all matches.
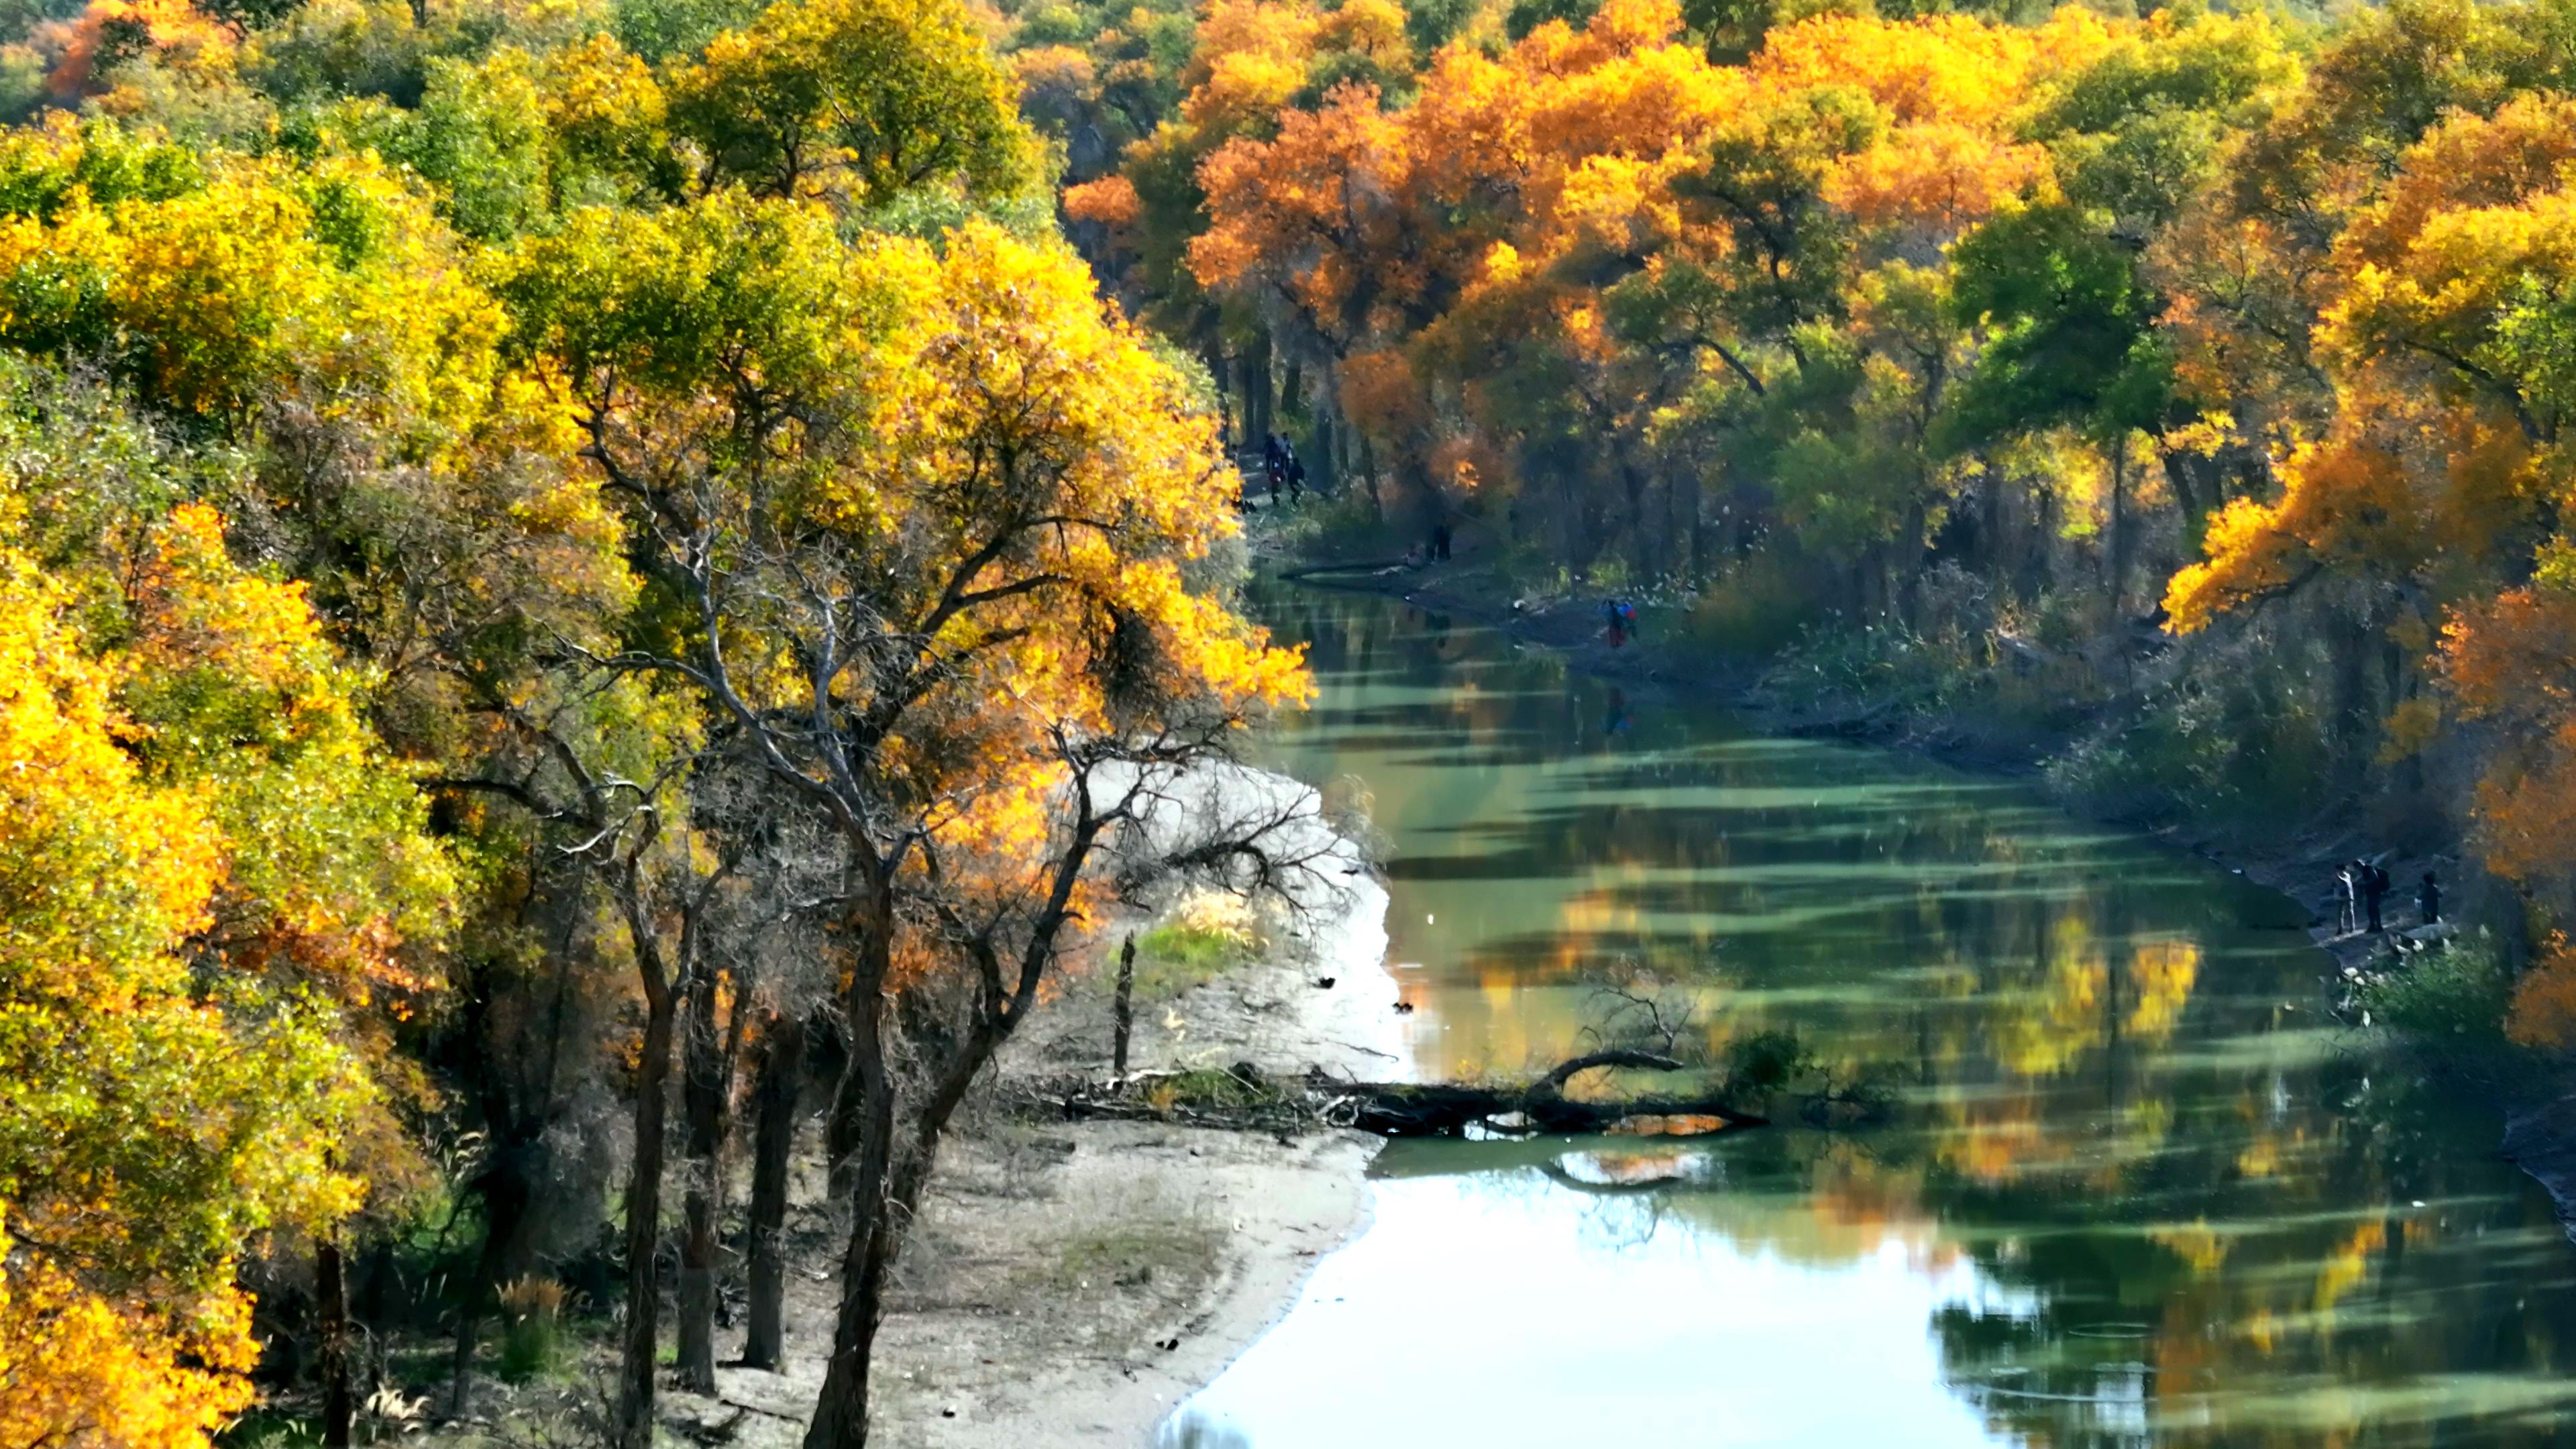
[0,0,1311,1443]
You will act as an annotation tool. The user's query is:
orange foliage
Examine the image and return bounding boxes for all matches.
[2335,95,2576,271]
[1827,121,2047,235]
[2510,934,2576,1047]
[49,0,233,98]
[1191,84,1409,329]
[1065,173,1142,228]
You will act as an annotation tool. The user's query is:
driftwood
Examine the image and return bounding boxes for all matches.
[1034,1050,1769,1139]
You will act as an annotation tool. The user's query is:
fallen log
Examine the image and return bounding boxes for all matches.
[1337,1051,1768,1137]
[1030,1050,1769,1140]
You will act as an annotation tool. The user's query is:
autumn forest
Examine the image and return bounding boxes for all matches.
[7,0,2576,1440]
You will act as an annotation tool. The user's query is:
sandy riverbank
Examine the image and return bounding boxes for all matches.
[649,932,1401,1449]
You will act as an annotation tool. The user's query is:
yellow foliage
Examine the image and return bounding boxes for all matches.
[0,1222,256,1449]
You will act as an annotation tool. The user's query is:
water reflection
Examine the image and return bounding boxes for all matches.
[1163,590,2576,1448]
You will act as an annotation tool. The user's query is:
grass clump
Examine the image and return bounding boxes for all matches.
[1142,1065,1280,1115]
[1050,1220,1222,1292]
[2046,669,2331,828]
[1131,890,1258,999]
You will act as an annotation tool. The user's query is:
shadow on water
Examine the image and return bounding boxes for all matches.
[1159,587,2576,1448]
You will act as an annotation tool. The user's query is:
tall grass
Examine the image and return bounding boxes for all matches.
[496,1275,569,1382]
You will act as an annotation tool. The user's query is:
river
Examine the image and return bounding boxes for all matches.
[1159,587,2576,1449]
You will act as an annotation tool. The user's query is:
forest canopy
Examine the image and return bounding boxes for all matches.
[16,0,2576,1440]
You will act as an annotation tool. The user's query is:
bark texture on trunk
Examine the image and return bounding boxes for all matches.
[800,973,894,1449]
[319,1236,354,1449]
[614,979,678,1449]
[741,1009,806,1372]
[676,967,727,1395]
[445,1146,529,1422]
[1111,934,1136,1079]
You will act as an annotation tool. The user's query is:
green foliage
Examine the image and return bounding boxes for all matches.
[1941,201,2173,451]
[613,0,766,61]
[669,0,1042,207]
[1678,552,1825,659]
[2354,936,2516,1049]
[1722,1029,1810,1092]
[2044,666,2333,825]
[1403,0,1477,57]
[1505,0,1598,42]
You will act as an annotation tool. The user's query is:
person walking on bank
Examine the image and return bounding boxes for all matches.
[2363,860,2390,933]
[2335,862,2359,935]
[2419,870,2443,926]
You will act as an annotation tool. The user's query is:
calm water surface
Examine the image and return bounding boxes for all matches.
[1161,588,2576,1449]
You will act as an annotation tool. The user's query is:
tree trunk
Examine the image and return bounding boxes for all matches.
[616,979,679,1449]
[676,966,727,1395]
[800,971,896,1449]
[1359,433,1382,522]
[1112,934,1136,1079]
[742,1010,806,1372]
[805,981,1032,1449]
[445,1147,530,1421]
[1242,332,1274,447]
[319,1236,355,1449]
[1206,345,1235,454]
[2106,433,2129,617]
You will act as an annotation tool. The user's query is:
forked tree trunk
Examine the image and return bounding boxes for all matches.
[742,1010,806,1371]
[804,1006,1021,1448]
[676,967,727,1395]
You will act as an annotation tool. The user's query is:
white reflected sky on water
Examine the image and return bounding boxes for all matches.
[1167,1171,2028,1448]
